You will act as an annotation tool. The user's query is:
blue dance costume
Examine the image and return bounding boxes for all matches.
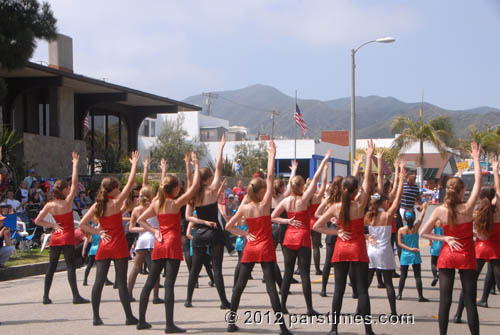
[400,233,422,266]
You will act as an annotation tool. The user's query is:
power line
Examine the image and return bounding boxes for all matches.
[215,94,273,113]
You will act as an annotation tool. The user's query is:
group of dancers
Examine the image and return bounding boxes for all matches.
[17,136,499,335]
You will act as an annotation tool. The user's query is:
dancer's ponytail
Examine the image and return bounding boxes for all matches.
[474,187,496,235]
[338,176,358,229]
[95,177,120,218]
[444,177,465,228]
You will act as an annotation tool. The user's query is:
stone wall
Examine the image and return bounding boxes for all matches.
[23,133,88,178]
[57,86,75,140]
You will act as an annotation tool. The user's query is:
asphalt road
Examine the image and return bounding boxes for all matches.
[1,205,499,335]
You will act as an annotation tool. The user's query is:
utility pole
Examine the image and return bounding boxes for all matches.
[269,110,280,140]
[202,92,219,116]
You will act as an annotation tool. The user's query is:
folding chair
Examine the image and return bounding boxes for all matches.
[20,227,38,256]
[3,214,19,258]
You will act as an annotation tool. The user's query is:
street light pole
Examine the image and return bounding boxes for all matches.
[349,37,395,174]
[350,48,356,175]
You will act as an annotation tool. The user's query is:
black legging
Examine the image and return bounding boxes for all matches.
[186,243,229,306]
[439,268,478,335]
[84,255,96,283]
[229,261,288,332]
[281,246,316,314]
[480,260,500,302]
[455,259,500,319]
[398,264,424,299]
[43,245,84,302]
[139,259,181,330]
[91,257,136,325]
[331,261,373,334]
[181,235,192,272]
[431,255,439,280]
[368,269,397,315]
[311,231,322,273]
[321,238,337,294]
[233,251,243,288]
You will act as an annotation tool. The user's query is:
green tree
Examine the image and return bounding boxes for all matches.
[390,109,453,184]
[0,0,57,101]
[150,115,206,172]
[234,142,267,178]
[466,125,500,159]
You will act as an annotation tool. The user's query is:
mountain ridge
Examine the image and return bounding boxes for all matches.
[183,84,500,139]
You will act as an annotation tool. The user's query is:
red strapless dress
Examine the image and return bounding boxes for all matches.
[308,203,320,230]
[152,212,183,261]
[475,222,500,261]
[283,211,311,250]
[50,211,75,246]
[437,222,476,270]
[95,212,129,260]
[241,216,276,263]
[332,217,369,263]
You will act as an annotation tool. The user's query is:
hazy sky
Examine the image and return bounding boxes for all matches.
[31,0,500,110]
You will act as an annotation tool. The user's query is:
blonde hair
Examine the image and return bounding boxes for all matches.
[139,185,154,206]
[444,177,465,227]
[247,177,266,203]
[290,175,305,196]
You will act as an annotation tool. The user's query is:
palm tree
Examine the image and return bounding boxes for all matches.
[390,108,453,186]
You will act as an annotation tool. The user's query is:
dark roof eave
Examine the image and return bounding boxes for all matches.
[25,62,202,111]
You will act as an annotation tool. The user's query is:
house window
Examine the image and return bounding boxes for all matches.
[38,103,50,136]
[150,120,156,137]
[140,120,150,137]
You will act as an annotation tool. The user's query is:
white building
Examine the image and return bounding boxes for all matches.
[138,111,350,180]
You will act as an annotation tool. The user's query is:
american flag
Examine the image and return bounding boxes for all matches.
[294,103,308,135]
[83,116,89,138]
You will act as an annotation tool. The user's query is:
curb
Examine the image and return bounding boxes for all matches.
[0,259,83,282]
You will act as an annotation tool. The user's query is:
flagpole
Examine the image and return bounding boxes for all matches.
[294,90,297,161]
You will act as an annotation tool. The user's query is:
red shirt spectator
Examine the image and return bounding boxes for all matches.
[232,180,247,202]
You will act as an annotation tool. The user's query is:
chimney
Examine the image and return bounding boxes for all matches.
[48,33,73,73]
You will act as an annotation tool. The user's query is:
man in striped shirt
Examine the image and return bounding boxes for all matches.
[400,173,422,213]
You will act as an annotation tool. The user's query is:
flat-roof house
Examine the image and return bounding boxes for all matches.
[0,34,200,177]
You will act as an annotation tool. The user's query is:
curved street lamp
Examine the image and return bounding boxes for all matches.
[350,37,395,173]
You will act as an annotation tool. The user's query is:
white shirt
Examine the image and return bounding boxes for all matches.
[5,199,21,212]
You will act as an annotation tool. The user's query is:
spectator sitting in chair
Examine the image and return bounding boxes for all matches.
[3,190,21,212]
[28,181,44,205]
[15,180,29,207]
[0,214,15,268]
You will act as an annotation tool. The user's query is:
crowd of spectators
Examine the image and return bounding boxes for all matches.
[0,167,95,266]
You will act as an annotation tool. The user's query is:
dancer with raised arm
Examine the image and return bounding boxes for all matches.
[315,176,343,297]
[271,150,331,316]
[225,141,291,335]
[365,162,405,317]
[271,161,298,287]
[308,165,329,275]
[35,152,89,305]
[135,152,200,333]
[453,154,500,322]
[313,140,376,335]
[79,151,140,326]
[185,135,231,308]
[420,142,482,335]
